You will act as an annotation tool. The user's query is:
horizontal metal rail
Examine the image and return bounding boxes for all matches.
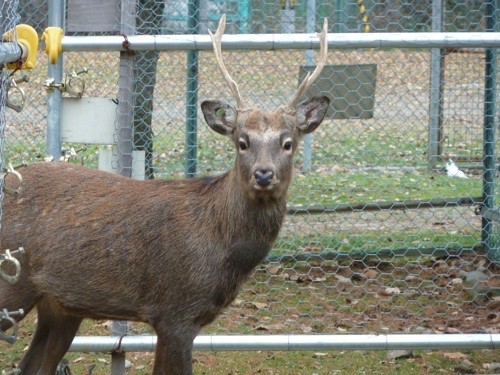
[70,334,499,352]
[61,32,500,52]
[0,41,22,65]
[266,245,479,263]
[287,196,481,215]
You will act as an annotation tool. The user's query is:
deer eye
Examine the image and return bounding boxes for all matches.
[238,140,248,151]
[283,140,293,151]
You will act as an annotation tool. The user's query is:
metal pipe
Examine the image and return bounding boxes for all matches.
[265,245,478,263]
[115,0,136,178]
[0,42,22,65]
[185,0,199,178]
[301,0,316,173]
[482,0,498,261]
[69,334,499,352]
[428,0,444,169]
[111,1,136,371]
[46,0,65,160]
[61,32,500,52]
[287,196,481,215]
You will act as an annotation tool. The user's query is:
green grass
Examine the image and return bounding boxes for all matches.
[2,345,497,375]
[288,168,481,206]
[274,230,479,255]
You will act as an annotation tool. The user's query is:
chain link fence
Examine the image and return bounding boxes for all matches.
[1,0,499,370]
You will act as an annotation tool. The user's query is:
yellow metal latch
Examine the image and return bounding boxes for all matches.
[3,24,38,70]
[42,27,64,64]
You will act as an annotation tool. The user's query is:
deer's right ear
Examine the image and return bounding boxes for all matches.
[201,100,237,136]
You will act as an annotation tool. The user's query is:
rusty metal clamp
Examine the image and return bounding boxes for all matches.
[0,308,24,344]
[6,75,28,113]
[0,248,24,284]
[1,163,23,198]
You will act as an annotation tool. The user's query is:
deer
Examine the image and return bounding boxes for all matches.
[0,15,330,375]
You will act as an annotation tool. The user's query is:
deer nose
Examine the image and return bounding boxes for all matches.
[254,169,274,187]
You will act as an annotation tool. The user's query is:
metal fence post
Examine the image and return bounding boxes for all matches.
[46,0,65,160]
[428,0,444,170]
[185,0,199,178]
[301,0,316,173]
[111,0,136,372]
[482,0,498,261]
[116,0,136,178]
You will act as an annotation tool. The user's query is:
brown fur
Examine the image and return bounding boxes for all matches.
[0,97,329,375]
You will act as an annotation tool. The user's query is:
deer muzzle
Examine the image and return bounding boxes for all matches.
[254,169,274,187]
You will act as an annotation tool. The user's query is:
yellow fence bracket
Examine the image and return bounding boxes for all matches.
[42,27,64,65]
[3,24,39,69]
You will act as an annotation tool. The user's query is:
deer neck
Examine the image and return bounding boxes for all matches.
[201,170,287,246]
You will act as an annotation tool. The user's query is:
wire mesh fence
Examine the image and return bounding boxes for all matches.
[1,0,21,262]
[1,0,21,214]
[1,0,499,372]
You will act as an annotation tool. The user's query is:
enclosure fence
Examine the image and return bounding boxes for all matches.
[0,4,28,375]
[0,0,25,356]
[62,26,500,355]
[1,0,500,373]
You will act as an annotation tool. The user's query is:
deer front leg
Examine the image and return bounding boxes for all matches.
[20,297,82,375]
[152,323,197,375]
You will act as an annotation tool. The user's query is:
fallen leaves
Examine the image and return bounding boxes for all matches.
[483,362,500,371]
[363,268,379,279]
[251,302,268,310]
[255,323,286,332]
[377,287,401,297]
[300,325,313,333]
[443,352,468,360]
[387,349,413,360]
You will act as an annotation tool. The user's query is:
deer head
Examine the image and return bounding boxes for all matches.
[201,15,330,200]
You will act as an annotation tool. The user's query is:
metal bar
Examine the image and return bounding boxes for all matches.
[428,0,444,169]
[334,0,345,33]
[69,334,499,352]
[482,0,498,261]
[115,0,136,178]
[237,0,249,33]
[266,246,478,263]
[46,0,65,160]
[287,196,481,215]
[0,42,22,65]
[61,32,500,52]
[301,0,316,173]
[185,0,199,178]
[111,1,136,373]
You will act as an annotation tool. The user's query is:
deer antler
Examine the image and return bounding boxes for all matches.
[287,18,329,110]
[209,14,245,110]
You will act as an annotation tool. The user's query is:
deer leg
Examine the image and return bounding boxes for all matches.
[19,297,82,375]
[152,323,197,375]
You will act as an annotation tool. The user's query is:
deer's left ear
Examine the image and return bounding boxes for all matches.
[295,96,330,134]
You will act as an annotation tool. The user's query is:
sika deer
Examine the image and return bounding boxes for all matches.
[0,15,330,375]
